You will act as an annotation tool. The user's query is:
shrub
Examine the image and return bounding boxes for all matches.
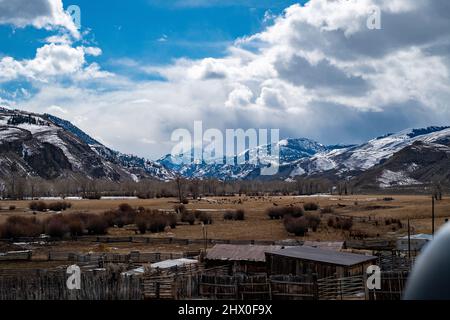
[336,217,353,230]
[321,206,334,214]
[327,217,335,228]
[198,212,213,225]
[166,213,177,229]
[102,210,117,227]
[174,204,187,215]
[385,218,402,228]
[45,216,69,238]
[47,201,72,212]
[135,215,148,234]
[148,214,168,233]
[303,202,319,211]
[72,212,91,225]
[235,209,245,221]
[193,210,202,219]
[118,203,133,213]
[305,214,321,232]
[67,219,84,237]
[29,201,47,212]
[284,216,308,237]
[86,215,109,235]
[181,211,196,225]
[181,198,190,205]
[0,216,43,239]
[327,216,353,230]
[9,205,16,211]
[267,206,303,220]
[136,210,176,233]
[117,204,137,226]
[101,205,137,228]
[223,211,234,220]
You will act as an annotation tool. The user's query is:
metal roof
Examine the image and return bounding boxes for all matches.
[151,258,198,269]
[399,234,433,241]
[266,246,377,267]
[206,244,284,262]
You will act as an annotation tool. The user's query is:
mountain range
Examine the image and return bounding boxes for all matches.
[0,107,173,187]
[1,106,450,190]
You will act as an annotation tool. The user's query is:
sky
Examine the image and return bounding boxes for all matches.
[1,0,450,159]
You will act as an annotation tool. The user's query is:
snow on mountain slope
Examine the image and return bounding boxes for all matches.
[0,107,174,182]
[291,126,450,178]
[377,170,421,188]
[157,138,337,180]
[3,106,450,187]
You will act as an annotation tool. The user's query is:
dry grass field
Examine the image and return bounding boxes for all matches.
[1,194,448,269]
[0,194,448,241]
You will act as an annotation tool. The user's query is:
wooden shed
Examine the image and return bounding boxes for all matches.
[266,246,377,278]
[205,244,283,274]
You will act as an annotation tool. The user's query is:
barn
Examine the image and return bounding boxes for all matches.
[265,246,377,278]
[205,244,283,274]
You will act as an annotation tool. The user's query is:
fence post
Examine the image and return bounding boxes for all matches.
[363,272,369,300]
[313,274,319,300]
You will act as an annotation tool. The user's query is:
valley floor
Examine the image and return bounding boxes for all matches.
[0,195,450,246]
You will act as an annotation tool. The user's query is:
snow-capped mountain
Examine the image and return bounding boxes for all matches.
[290,126,450,188]
[0,107,174,183]
[2,106,450,189]
[157,126,450,188]
[157,138,349,180]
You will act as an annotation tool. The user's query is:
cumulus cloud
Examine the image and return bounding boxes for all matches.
[0,0,80,38]
[0,44,108,82]
[7,0,450,159]
[225,84,254,108]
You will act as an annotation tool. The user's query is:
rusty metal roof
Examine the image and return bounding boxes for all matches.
[206,244,284,262]
[266,246,377,267]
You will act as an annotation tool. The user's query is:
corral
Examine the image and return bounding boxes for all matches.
[0,194,446,300]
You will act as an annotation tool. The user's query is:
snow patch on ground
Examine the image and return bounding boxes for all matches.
[37,131,82,170]
[378,170,421,188]
[290,166,305,177]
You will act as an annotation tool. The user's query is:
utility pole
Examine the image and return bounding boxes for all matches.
[407,218,411,262]
[202,223,208,253]
[432,195,435,237]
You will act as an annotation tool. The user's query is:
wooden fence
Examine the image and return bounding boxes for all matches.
[368,271,409,300]
[46,251,194,264]
[142,264,206,300]
[1,236,301,247]
[0,269,410,300]
[317,275,366,300]
[376,251,415,272]
[199,274,317,300]
[0,269,141,300]
[0,250,32,262]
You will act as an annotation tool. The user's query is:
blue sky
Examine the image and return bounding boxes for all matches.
[1,0,450,159]
[1,0,301,77]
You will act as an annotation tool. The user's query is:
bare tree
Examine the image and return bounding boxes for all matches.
[175,175,184,203]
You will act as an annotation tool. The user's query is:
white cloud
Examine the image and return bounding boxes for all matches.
[83,47,102,57]
[0,44,108,82]
[225,84,253,108]
[0,0,80,39]
[46,104,67,114]
[8,0,450,159]
[45,33,72,45]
